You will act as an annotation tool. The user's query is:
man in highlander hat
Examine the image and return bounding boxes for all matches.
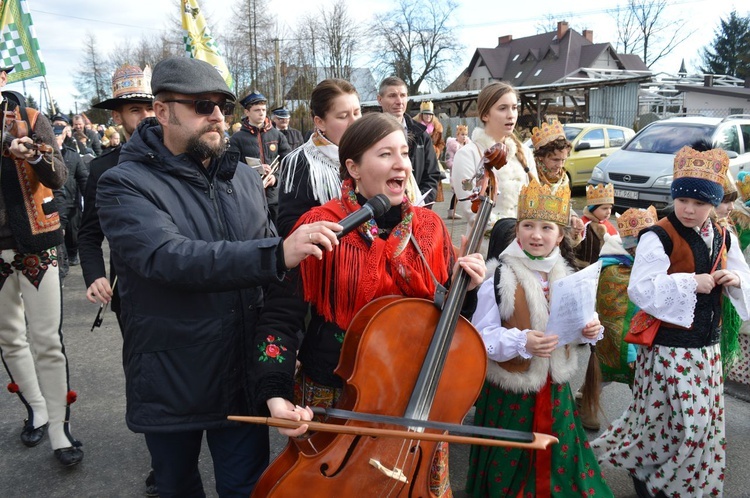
[77,63,158,495]
[0,64,84,467]
[96,56,341,495]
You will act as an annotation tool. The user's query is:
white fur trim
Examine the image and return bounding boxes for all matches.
[484,255,578,392]
[600,233,628,256]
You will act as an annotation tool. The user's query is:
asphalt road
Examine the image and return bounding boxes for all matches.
[2,185,750,497]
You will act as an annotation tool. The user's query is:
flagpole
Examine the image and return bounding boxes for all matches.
[42,76,55,114]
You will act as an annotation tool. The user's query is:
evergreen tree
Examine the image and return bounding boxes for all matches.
[701,10,750,79]
[24,94,37,110]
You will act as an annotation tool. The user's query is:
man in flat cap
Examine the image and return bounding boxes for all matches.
[96,56,342,495]
[229,91,290,225]
[0,65,84,467]
[271,106,304,150]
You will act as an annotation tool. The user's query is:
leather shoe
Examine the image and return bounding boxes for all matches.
[20,423,47,447]
[145,469,159,497]
[54,447,84,467]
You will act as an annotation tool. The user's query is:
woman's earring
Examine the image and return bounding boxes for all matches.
[355,181,359,194]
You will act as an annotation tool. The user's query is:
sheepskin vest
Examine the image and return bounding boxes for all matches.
[485,256,578,393]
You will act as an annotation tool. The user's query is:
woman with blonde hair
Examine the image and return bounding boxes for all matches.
[450,82,536,230]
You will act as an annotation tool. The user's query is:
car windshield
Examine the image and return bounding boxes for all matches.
[624,123,715,154]
[564,126,582,142]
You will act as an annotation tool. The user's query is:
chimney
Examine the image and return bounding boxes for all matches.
[498,35,512,45]
[583,30,593,43]
[557,21,569,39]
[704,74,714,87]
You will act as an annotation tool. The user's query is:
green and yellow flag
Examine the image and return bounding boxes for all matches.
[181,0,234,91]
[0,0,46,83]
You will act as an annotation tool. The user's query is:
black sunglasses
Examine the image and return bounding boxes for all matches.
[164,99,235,116]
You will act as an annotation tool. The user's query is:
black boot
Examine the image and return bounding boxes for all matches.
[54,446,84,467]
[20,422,47,447]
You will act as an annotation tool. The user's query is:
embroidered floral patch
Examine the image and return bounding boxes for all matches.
[12,249,57,289]
[258,335,288,363]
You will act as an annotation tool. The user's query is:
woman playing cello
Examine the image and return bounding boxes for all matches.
[253,112,486,496]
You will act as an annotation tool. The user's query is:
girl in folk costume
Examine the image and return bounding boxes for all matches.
[575,183,618,267]
[577,207,658,431]
[450,82,536,230]
[255,113,486,496]
[468,179,613,498]
[593,147,750,498]
[727,171,750,385]
[445,124,470,220]
[531,120,571,193]
[277,78,361,237]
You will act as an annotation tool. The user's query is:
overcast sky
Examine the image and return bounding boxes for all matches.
[4,0,747,115]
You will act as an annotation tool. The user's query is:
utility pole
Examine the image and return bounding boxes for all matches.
[274,38,281,106]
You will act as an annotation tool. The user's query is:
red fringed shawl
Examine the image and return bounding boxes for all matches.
[294,181,455,331]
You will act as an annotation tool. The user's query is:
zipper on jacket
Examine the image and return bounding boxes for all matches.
[208,180,227,239]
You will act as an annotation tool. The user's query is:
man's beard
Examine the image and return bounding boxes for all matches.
[186,124,226,160]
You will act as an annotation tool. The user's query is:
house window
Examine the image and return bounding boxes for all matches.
[513,54,519,61]
[473,78,478,90]
[534,69,542,76]
[480,78,485,87]
[515,71,522,79]
[730,108,743,116]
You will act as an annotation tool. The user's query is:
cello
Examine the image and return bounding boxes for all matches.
[238,144,556,497]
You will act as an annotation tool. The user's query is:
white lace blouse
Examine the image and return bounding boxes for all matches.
[628,231,750,327]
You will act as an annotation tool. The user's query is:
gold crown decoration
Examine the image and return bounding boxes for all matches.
[456,124,468,135]
[673,146,728,184]
[736,172,750,203]
[531,120,565,149]
[617,205,657,239]
[517,178,571,225]
[111,64,153,99]
[586,183,615,206]
[420,101,434,114]
[722,170,737,197]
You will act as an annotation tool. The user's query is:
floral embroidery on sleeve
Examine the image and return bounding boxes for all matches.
[258,335,289,363]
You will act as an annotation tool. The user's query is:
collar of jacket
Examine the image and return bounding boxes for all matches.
[241,116,272,134]
[404,113,426,134]
[120,117,240,182]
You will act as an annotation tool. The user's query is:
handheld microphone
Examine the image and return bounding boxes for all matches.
[335,194,391,239]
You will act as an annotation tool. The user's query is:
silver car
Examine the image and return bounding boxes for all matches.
[589,116,750,211]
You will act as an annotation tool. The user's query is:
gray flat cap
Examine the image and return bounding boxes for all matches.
[151,57,235,101]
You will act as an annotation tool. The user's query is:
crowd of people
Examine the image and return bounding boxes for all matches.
[1,55,749,498]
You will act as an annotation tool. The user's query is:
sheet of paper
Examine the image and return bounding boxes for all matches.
[545,260,602,346]
[245,156,262,169]
[413,188,432,207]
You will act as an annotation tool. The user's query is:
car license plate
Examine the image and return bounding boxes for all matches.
[614,189,638,200]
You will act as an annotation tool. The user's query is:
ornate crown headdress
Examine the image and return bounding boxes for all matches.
[531,120,565,149]
[673,146,728,184]
[617,206,657,239]
[586,183,615,206]
[456,124,468,135]
[517,178,571,225]
[420,100,434,113]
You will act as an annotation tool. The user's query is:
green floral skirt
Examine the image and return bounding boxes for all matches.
[466,380,613,498]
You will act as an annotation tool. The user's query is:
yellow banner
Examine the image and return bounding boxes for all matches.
[181,0,234,92]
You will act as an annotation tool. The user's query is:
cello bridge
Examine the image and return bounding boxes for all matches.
[368,458,408,483]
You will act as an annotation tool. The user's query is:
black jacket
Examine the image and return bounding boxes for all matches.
[229,117,290,207]
[97,118,296,432]
[405,114,441,205]
[57,145,88,228]
[79,146,121,313]
[279,127,304,151]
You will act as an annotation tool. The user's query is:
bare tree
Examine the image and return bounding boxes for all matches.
[318,0,360,80]
[613,0,691,68]
[370,0,463,94]
[228,0,276,95]
[75,32,111,121]
[610,3,643,53]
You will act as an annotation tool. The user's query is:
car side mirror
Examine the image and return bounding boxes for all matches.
[724,150,739,159]
[575,142,591,151]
